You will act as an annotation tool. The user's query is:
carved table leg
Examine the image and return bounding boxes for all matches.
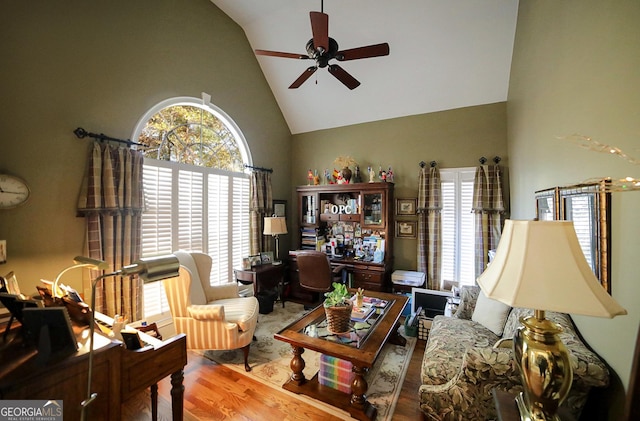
[150,383,158,421]
[289,346,306,385]
[350,365,369,407]
[170,369,185,421]
[388,322,407,347]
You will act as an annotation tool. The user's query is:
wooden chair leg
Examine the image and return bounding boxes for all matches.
[243,344,251,372]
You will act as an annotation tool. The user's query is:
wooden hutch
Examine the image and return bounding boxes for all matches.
[288,182,394,303]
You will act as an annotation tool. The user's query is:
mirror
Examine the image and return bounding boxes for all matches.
[536,181,611,292]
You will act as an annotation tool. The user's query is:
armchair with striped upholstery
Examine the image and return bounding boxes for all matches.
[162,251,259,371]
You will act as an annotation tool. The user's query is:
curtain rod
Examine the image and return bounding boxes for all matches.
[74,127,145,148]
[244,164,273,173]
[479,156,502,164]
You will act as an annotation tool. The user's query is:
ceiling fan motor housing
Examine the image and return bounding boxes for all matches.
[306,38,339,68]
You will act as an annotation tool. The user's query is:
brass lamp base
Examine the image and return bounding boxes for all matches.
[514,310,572,421]
[515,392,561,421]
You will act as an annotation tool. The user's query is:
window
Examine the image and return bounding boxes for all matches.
[440,168,476,287]
[133,96,251,318]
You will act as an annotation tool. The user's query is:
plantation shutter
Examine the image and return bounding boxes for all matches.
[440,168,476,287]
[141,159,250,319]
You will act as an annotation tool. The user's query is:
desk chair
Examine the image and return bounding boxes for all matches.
[163,251,259,371]
[296,251,347,306]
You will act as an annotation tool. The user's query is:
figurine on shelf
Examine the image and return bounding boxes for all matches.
[313,170,320,185]
[379,166,387,182]
[324,169,331,184]
[332,168,341,184]
[368,166,376,183]
[387,167,394,183]
[353,165,362,183]
[307,169,314,185]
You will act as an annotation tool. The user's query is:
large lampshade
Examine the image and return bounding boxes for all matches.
[477,220,626,317]
[477,220,626,421]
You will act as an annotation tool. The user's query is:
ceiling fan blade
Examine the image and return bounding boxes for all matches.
[255,49,310,60]
[328,64,360,90]
[336,43,390,61]
[289,66,317,89]
[310,11,329,53]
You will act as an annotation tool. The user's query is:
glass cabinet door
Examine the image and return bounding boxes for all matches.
[299,193,317,226]
[362,191,384,227]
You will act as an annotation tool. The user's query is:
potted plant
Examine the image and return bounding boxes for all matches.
[324,282,353,334]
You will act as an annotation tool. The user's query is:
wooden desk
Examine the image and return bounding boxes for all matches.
[492,389,575,421]
[234,264,285,306]
[0,332,122,421]
[0,317,187,421]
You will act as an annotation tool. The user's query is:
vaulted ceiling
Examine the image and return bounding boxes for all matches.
[210,0,519,134]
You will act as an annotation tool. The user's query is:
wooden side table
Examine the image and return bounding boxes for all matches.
[234,263,285,307]
[492,389,575,421]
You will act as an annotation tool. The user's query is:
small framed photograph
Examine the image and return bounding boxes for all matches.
[241,257,251,270]
[260,251,274,265]
[273,199,287,218]
[396,198,417,216]
[249,254,262,267]
[396,221,417,239]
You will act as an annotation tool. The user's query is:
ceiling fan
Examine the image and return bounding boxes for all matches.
[254,2,390,90]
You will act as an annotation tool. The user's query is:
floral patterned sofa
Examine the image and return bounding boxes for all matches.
[419,285,610,420]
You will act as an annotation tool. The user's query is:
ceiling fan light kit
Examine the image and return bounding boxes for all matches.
[255,3,389,90]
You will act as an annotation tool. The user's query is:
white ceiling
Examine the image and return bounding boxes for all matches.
[211,0,519,134]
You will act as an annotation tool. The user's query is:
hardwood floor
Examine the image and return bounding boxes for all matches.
[123,338,428,420]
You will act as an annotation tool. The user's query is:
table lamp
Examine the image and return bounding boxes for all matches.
[52,256,110,299]
[477,220,627,421]
[263,215,287,263]
[80,254,180,421]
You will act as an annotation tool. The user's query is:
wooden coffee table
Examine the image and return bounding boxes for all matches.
[274,290,408,420]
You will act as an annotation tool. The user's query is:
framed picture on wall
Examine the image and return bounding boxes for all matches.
[396,221,417,239]
[273,200,287,218]
[396,198,417,216]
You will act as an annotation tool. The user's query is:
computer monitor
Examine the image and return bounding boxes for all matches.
[411,288,452,318]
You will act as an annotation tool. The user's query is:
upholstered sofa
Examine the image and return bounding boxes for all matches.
[419,285,610,420]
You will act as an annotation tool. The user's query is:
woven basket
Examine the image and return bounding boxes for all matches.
[325,302,353,334]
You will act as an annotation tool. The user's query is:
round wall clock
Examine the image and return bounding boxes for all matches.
[0,173,31,209]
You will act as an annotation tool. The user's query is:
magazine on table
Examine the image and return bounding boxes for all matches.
[350,295,389,309]
[351,305,375,322]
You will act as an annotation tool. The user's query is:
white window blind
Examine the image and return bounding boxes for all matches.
[141,159,250,318]
[440,168,476,287]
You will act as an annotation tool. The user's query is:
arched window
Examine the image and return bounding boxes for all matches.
[133,96,251,318]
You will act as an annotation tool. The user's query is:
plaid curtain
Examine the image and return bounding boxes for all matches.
[249,170,273,255]
[417,164,442,290]
[77,142,144,320]
[472,164,505,278]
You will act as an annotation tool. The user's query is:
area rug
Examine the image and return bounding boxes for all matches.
[200,302,416,421]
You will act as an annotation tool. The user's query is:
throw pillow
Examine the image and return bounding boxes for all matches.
[471,291,512,336]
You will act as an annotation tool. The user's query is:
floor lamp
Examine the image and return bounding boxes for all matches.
[477,220,627,421]
[263,215,287,264]
[80,254,180,421]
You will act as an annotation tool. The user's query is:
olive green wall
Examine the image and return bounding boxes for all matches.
[508,0,640,416]
[291,103,509,270]
[0,0,291,295]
